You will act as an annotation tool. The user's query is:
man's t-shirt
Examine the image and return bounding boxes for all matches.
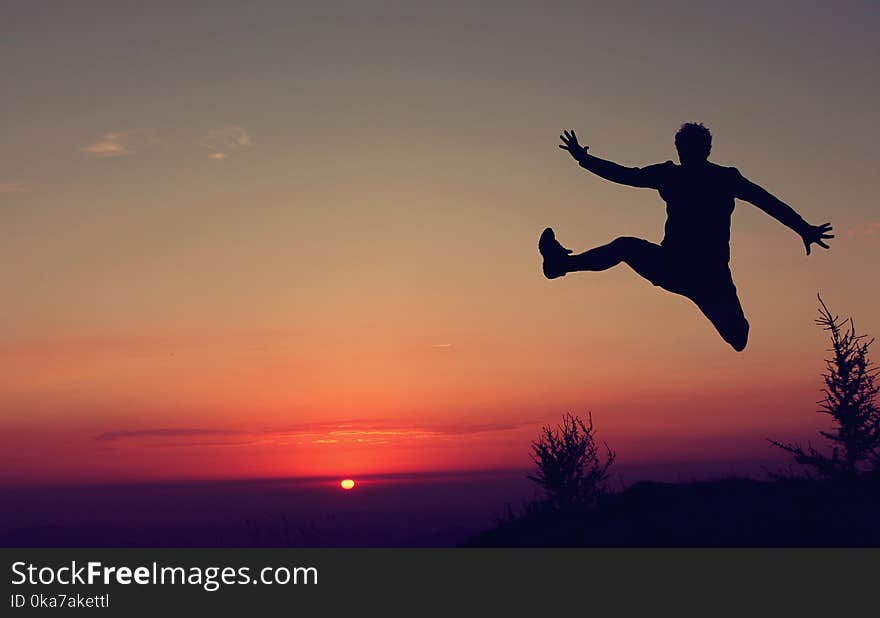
[577,153,809,272]
[638,160,744,267]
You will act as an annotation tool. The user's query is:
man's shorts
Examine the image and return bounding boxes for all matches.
[640,248,738,303]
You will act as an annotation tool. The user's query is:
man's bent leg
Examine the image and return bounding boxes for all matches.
[691,289,750,352]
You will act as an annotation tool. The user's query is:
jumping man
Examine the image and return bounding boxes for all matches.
[540,123,833,351]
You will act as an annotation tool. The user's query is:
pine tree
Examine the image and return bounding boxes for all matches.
[770,296,880,478]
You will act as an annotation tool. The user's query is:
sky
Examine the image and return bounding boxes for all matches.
[2,1,879,486]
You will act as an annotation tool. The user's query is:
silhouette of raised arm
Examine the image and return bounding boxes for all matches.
[559,129,661,189]
[734,173,834,255]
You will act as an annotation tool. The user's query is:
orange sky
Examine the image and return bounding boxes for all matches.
[2,3,878,485]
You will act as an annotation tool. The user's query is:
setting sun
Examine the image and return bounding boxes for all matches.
[340,479,356,490]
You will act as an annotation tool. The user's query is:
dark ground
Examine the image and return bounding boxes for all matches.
[0,471,532,547]
[470,477,880,547]
[6,467,876,547]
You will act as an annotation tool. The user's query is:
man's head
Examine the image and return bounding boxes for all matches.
[675,122,712,165]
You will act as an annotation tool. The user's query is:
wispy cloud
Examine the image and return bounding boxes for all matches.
[93,419,537,448]
[847,222,880,238]
[203,125,253,160]
[79,131,136,156]
[78,125,253,160]
[0,181,29,193]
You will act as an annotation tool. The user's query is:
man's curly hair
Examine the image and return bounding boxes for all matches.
[674,122,712,160]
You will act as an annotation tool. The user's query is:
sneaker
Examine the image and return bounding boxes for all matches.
[538,227,572,279]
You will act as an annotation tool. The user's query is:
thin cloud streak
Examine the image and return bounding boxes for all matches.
[95,428,247,441]
[0,181,29,193]
[847,222,880,238]
[93,418,539,448]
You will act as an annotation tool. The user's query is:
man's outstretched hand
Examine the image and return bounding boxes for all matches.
[801,222,834,255]
[559,129,588,162]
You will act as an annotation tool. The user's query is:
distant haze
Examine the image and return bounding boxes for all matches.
[2,2,878,485]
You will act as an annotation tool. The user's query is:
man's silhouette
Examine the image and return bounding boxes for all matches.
[540,123,833,351]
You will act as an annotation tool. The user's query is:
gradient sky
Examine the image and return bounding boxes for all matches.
[2,1,879,485]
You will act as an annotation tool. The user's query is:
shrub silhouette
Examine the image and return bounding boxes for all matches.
[770,296,880,478]
[528,412,615,509]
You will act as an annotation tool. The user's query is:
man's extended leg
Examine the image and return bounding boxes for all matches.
[539,228,665,283]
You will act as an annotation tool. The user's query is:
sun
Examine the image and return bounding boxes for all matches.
[340,479,356,490]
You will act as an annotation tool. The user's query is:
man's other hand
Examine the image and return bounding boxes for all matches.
[559,129,589,162]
